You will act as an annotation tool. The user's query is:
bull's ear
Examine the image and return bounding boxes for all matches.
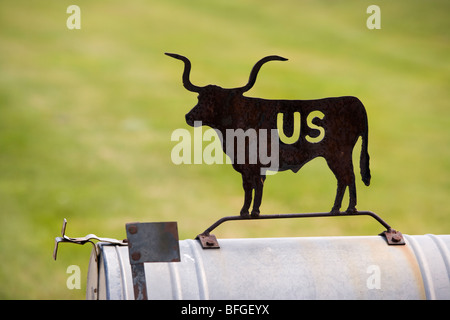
[238,55,288,93]
[165,53,203,93]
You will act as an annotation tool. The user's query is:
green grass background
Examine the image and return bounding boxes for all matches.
[0,0,448,299]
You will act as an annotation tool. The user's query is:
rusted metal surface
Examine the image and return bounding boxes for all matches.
[125,222,180,300]
[126,222,180,263]
[196,233,220,249]
[166,53,371,217]
[382,229,405,245]
[196,211,405,248]
[53,218,126,261]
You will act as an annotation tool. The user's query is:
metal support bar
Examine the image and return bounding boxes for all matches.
[196,211,405,249]
[130,263,147,300]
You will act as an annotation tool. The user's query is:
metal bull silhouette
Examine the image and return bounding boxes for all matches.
[166,53,371,217]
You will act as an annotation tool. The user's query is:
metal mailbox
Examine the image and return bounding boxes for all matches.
[86,234,450,300]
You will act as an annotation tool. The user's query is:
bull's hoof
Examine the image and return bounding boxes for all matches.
[250,209,260,217]
[330,208,341,215]
[346,207,357,214]
[240,209,250,217]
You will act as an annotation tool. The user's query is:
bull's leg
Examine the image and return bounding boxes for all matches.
[240,174,253,217]
[346,178,357,213]
[327,155,352,214]
[342,158,357,213]
[328,155,358,214]
[331,180,346,214]
[251,175,266,217]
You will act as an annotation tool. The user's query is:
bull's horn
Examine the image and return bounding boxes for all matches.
[165,53,203,93]
[238,55,288,93]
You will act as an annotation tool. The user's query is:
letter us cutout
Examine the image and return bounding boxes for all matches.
[167,53,371,216]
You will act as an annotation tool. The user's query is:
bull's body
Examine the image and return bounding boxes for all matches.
[167,53,370,216]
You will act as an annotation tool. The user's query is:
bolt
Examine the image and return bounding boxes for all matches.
[128,225,138,234]
[392,233,402,242]
[131,251,141,261]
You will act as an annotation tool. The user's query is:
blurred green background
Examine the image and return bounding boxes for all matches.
[0,0,448,299]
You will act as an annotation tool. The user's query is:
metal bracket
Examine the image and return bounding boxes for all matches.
[381,228,405,245]
[125,222,181,300]
[196,211,406,249]
[196,233,220,249]
[53,218,126,261]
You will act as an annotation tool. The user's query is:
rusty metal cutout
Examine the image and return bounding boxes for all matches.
[166,53,371,217]
[167,53,405,247]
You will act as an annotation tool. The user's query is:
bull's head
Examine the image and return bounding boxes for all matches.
[165,53,287,129]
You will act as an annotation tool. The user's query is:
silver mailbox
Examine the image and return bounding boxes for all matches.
[86,234,450,300]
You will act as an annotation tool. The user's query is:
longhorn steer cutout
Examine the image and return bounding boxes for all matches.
[166,53,371,217]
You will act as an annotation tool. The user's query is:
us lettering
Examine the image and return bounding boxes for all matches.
[277,110,325,144]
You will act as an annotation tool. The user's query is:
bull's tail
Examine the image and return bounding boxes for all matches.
[360,121,371,186]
